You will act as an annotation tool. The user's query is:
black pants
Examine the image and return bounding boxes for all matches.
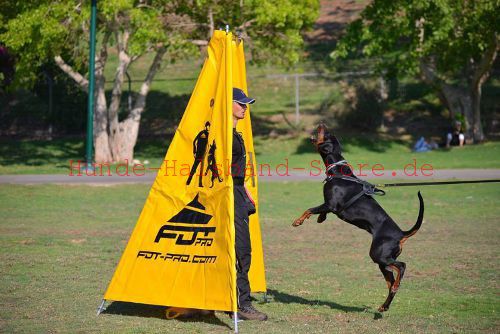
[234,185,252,308]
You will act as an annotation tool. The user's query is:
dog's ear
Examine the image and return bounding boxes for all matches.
[317,129,324,145]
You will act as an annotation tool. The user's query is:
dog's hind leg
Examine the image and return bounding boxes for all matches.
[292,203,329,227]
[377,264,395,312]
[388,261,406,293]
[377,261,406,312]
[371,237,407,312]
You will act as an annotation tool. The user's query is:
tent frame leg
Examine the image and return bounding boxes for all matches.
[96,299,106,316]
[234,311,239,333]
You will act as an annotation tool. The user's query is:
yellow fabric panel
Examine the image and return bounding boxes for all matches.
[231,39,267,293]
[104,31,237,312]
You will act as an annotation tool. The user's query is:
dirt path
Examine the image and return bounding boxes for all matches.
[1,169,499,185]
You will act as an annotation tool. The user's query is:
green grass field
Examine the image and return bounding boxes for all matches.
[1,182,498,333]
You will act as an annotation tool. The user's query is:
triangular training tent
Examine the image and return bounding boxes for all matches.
[102,30,266,313]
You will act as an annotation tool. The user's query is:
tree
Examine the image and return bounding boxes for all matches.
[332,0,499,142]
[1,0,318,163]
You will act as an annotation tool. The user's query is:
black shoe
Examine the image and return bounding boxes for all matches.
[236,304,268,321]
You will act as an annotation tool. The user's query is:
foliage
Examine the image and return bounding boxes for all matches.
[173,0,319,65]
[331,0,499,142]
[332,0,499,81]
[0,0,319,90]
[0,0,189,89]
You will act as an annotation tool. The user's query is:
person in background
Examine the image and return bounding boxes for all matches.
[446,120,465,148]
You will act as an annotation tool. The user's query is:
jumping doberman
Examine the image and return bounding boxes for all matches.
[292,124,424,312]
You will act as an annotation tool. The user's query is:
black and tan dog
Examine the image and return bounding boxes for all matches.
[292,124,424,312]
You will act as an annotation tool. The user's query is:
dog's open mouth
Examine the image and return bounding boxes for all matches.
[310,132,318,145]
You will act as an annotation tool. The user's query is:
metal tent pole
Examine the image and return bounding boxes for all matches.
[228,21,237,333]
[234,311,239,333]
[96,299,106,316]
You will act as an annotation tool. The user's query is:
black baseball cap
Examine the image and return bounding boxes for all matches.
[233,87,255,104]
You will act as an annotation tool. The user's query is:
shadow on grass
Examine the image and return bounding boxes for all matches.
[134,137,172,158]
[0,138,84,167]
[266,289,369,314]
[103,301,232,329]
[139,91,190,136]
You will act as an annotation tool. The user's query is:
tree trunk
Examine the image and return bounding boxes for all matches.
[102,46,167,163]
[422,68,482,143]
[441,84,474,141]
[112,117,141,163]
[468,33,497,143]
[94,75,113,163]
[93,41,113,163]
[108,30,132,162]
[471,84,484,142]
[55,35,166,164]
[440,83,485,143]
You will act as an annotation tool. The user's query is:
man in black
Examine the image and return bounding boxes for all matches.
[231,87,267,321]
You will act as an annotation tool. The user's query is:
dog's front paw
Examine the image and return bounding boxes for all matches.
[317,213,327,223]
[292,219,303,227]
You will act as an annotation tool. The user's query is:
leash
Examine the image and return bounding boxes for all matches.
[324,175,499,218]
[325,160,500,189]
[323,158,499,218]
[375,179,500,188]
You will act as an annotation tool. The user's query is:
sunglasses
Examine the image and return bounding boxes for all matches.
[236,102,248,109]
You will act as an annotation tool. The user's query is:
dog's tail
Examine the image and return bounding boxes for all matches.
[402,191,424,239]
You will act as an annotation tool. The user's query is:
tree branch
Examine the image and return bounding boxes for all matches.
[109,28,132,136]
[130,46,167,120]
[54,55,88,92]
[237,19,255,31]
[95,30,112,76]
[415,17,425,53]
[419,56,441,86]
[472,33,498,88]
[208,7,214,38]
[419,56,451,109]
[191,39,209,46]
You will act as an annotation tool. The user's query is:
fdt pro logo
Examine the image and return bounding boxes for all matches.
[155,194,215,246]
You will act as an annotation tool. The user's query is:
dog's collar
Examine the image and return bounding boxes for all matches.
[325,160,348,175]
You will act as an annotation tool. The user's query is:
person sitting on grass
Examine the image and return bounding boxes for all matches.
[446,120,465,148]
[413,136,438,153]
